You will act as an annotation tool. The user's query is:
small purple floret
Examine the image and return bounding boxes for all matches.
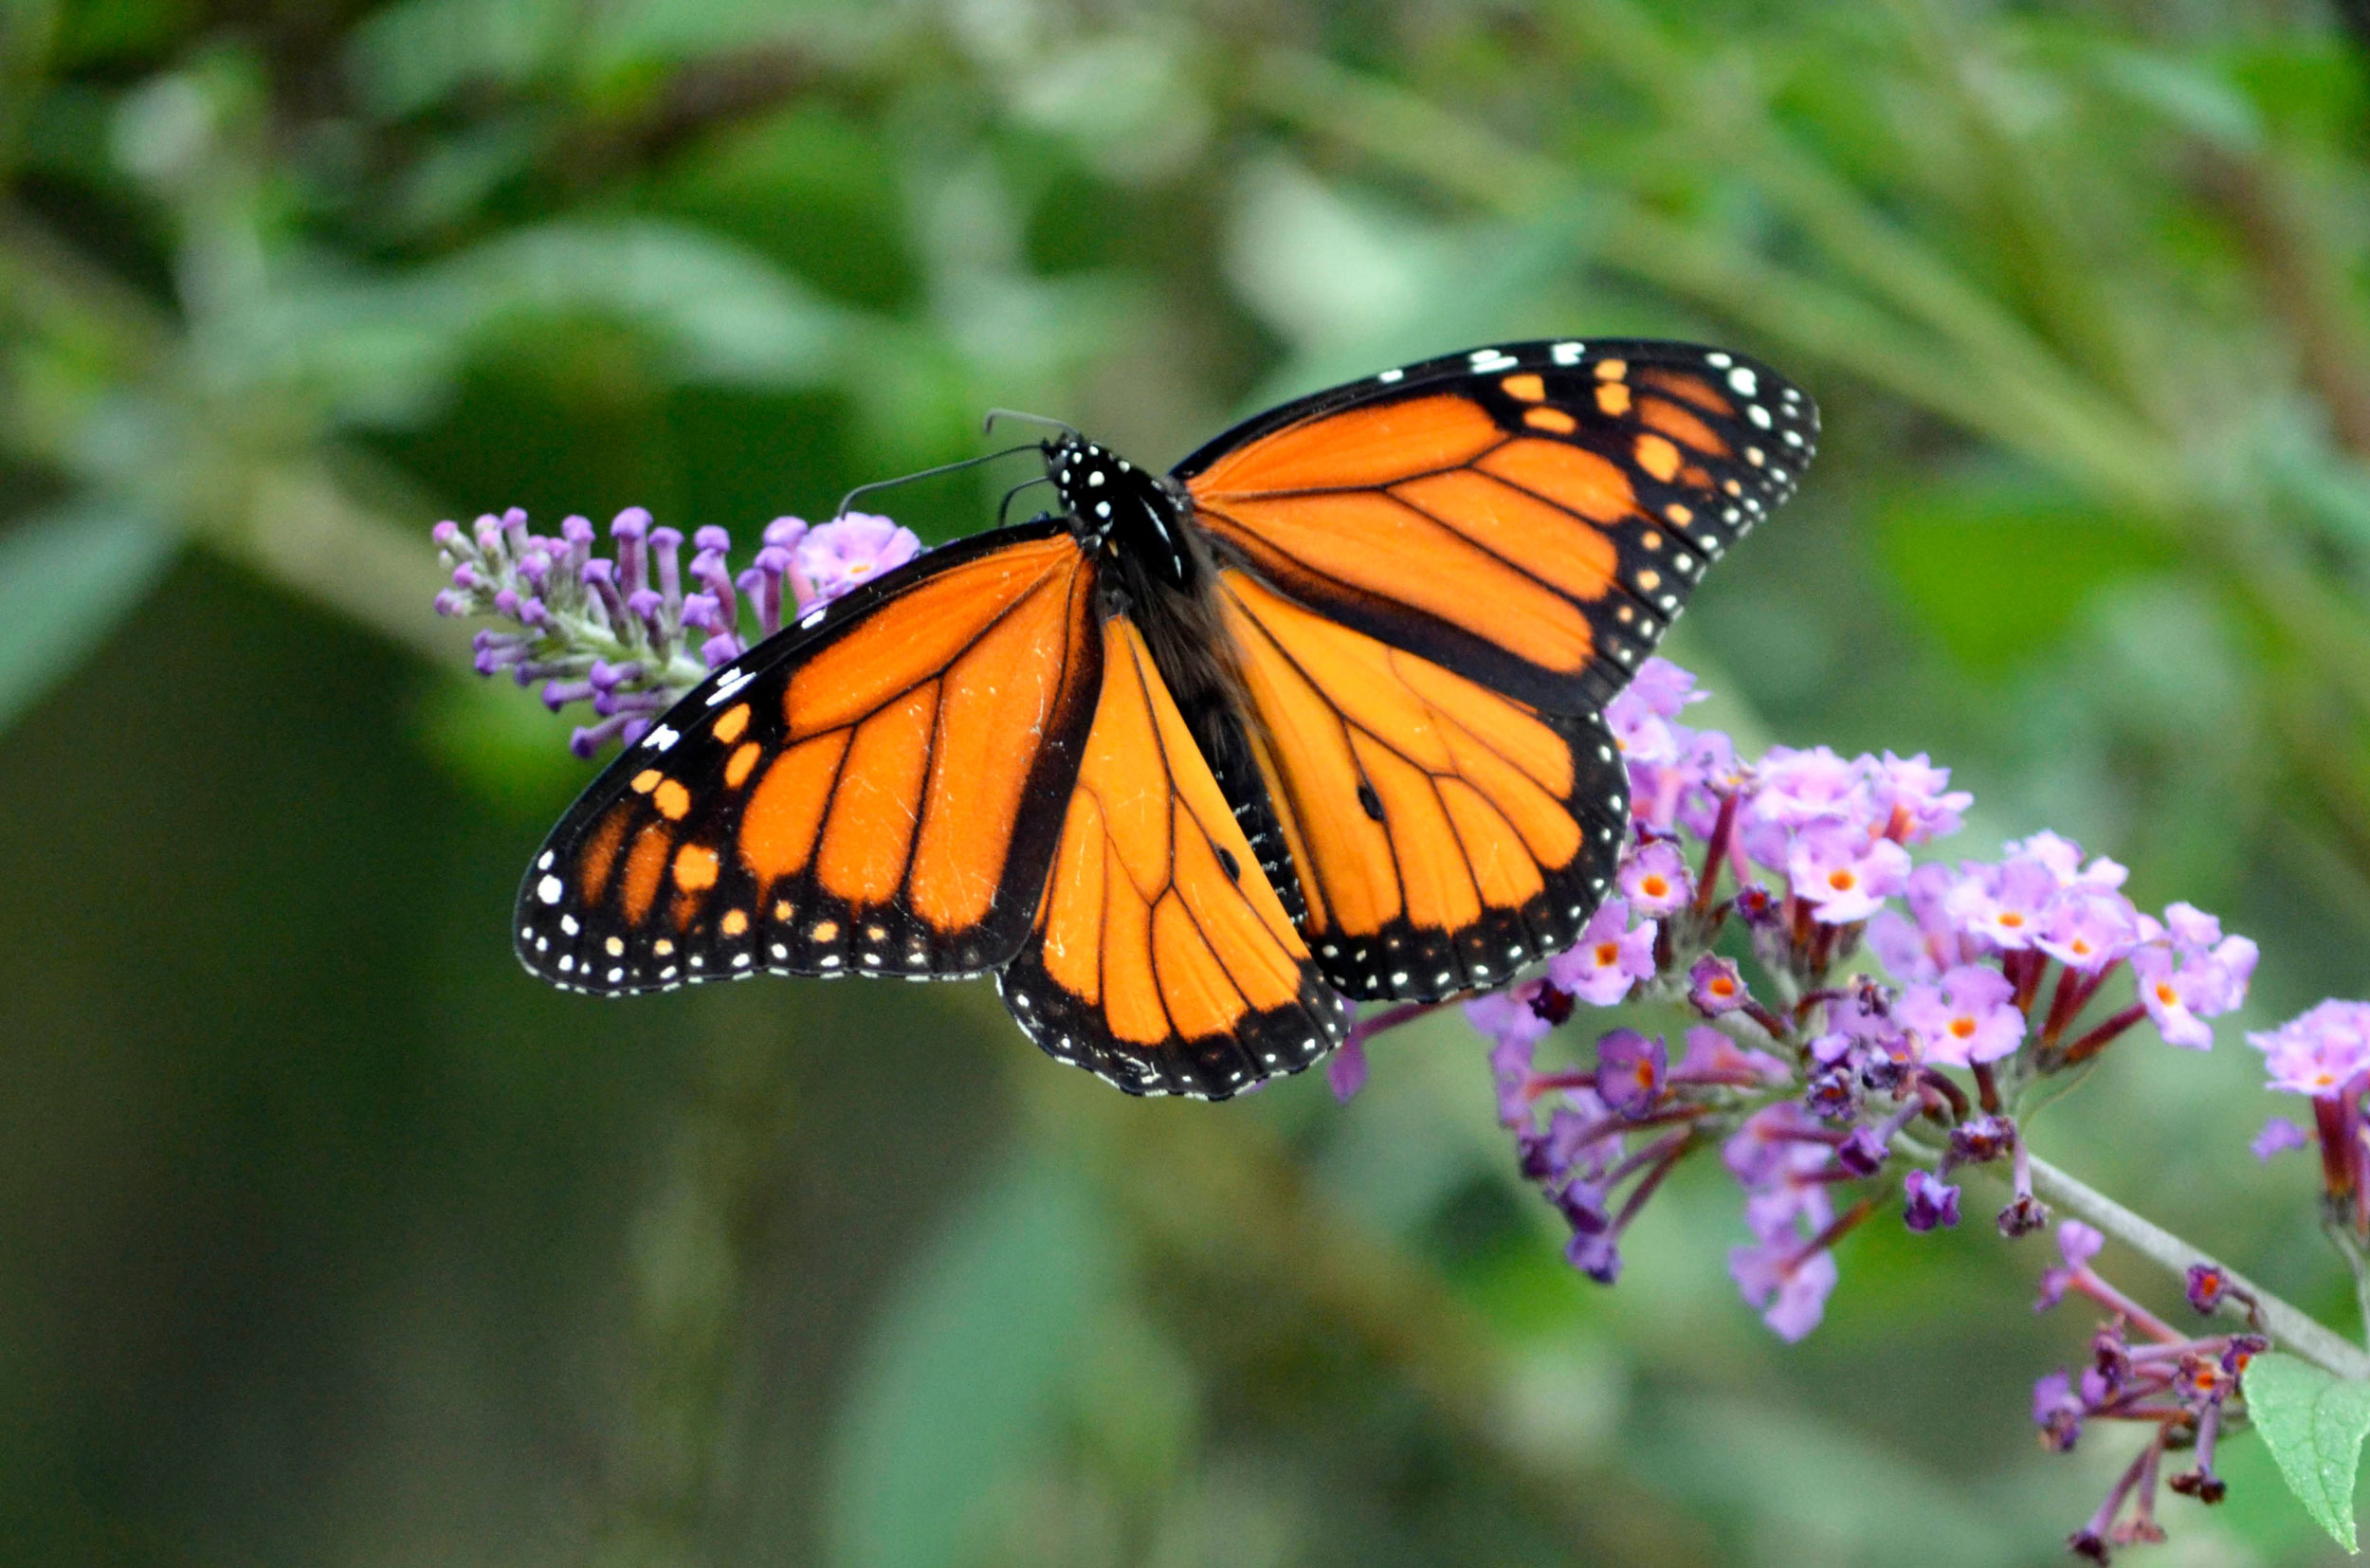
[1594,1029,1667,1119]
[1544,899,1657,1006]
[1904,1170,1960,1231]
[2251,1117,2309,1159]
[797,512,922,606]
[1897,964,2024,1067]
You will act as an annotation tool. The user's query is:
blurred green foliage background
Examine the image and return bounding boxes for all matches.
[9,0,2370,1562]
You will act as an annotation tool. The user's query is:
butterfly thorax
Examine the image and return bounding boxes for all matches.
[1044,432,1232,720]
[1047,435,1201,594]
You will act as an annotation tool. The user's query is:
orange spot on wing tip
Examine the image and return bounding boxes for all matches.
[630,769,662,793]
[1639,395,1731,458]
[674,843,720,893]
[654,778,692,820]
[1637,366,1735,415]
[1525,406,1579,433]
[579,807,632,901]
[812,919,840,941]
[723,741,762,789]
[621,823,671,923]
[720,907,749,936]
[1501,372,1545,402]
[1594,382,1632,417]
[713,702,752,744]
[1634,433,1683,483]
[1666,502,1693,524]
[1595,358,1628,381]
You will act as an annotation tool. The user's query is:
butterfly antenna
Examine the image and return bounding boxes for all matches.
[997,474,1056,528]
[982,408,1078,439]
[833,443,1043,519]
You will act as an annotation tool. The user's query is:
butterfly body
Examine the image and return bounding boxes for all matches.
[517,339,1817,1099]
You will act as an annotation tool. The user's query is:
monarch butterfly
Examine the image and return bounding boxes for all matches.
[516,339,1816,1099]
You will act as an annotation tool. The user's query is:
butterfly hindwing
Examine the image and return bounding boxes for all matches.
[997,613,1349,1100]
[516,522,1103,992]
[1176,338,1815,716]
[1215,568,1629,1004]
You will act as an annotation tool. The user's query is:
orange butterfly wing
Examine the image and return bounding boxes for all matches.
[1216,568,1628,1002]
[517,523,1103,990]
[1176,340,1815,715]
[513,338,1814,1093]
[997,614,1348,1099]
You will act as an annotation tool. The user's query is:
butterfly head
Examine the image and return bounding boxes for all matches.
[1045,434,1196,587]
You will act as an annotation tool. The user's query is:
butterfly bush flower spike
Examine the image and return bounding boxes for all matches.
[433,506,926,756]
[1333,654,2296,1559]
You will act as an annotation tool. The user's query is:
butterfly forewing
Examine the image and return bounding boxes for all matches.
[1176,339,1815,716]
[998,614,1349,1100]
[517,523,1103,992]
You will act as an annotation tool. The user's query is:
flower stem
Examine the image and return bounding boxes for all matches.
[2020,1150,2370,1381]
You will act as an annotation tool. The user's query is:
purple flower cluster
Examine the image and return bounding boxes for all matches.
[1477,984,1785,1287]
[1346,655,2284,1554]
[432,507,920,755]
[2029,1220,2264,1557]
[1411,659,2259,1330]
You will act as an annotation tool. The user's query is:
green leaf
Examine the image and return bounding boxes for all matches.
[2244,1350,2370,1553]
[825,1156,1116,1568]
[0,507,175,736]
